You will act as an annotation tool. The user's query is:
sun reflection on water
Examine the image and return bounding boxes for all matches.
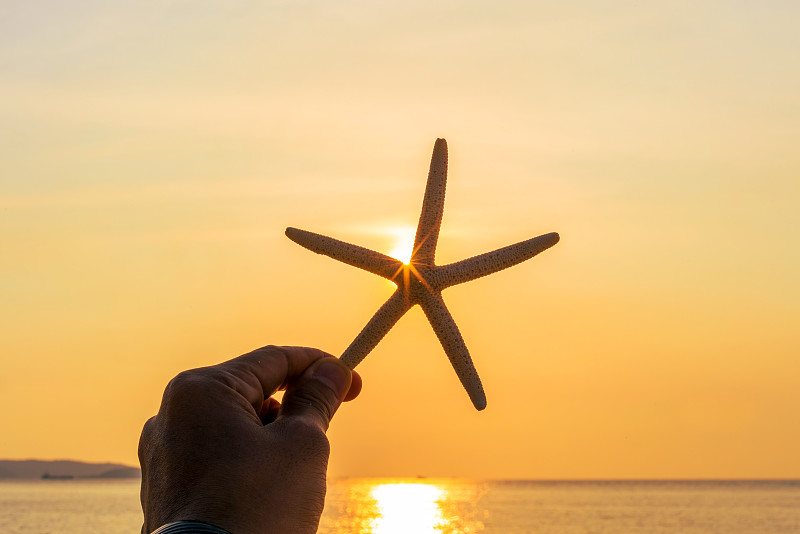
[319,478,485,534]
[368,483,447,533]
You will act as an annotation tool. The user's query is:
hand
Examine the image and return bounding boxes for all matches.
[138,345,362,534]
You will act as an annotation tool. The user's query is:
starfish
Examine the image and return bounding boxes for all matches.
[286,138,559,410]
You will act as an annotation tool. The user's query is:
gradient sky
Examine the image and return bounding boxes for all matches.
[1,1,798,478]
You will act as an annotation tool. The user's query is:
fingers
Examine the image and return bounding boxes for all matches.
[277,357,353,431]
[180,346,361,428]
[260,368,362,425]
[344,370,362,401]
[216,345,332,408]
[259,397,282,425]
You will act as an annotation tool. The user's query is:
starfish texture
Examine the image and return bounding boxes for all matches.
[286,138,559,410]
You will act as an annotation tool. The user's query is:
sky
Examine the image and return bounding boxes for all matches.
[1,0,798,479]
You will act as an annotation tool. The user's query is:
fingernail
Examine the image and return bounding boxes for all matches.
[313,359,349,399]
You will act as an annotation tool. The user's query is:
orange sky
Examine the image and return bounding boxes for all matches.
[1,1,798,478]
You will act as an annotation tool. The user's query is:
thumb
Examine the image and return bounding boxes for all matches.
[278,357,353,431]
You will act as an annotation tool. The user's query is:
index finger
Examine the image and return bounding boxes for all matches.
[218,345,333,408]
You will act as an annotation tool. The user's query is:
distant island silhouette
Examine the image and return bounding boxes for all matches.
[0,459,140,479]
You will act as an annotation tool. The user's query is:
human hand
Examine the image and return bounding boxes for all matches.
[138,345,362,534]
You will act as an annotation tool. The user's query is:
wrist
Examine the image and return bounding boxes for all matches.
[151,521,232,534]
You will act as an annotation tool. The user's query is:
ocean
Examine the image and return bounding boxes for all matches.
[0,478,798,533]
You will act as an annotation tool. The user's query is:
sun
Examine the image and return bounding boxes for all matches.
[388,229,416,264]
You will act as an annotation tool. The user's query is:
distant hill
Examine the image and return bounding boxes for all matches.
[0,459,140,479]
[93,466,141,478]
[0,465,16,478]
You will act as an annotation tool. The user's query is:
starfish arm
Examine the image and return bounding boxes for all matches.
[340,290,411,369]
[411,138,448,266]
[419,292,487,410]
[433,232,560,289]
[286,227,403,280]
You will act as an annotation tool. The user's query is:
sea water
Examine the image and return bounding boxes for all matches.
[0,479,798,533]
[319,479,800,534]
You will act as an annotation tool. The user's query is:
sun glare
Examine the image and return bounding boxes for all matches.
[388,229,416,265]
[368,483,447,533]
